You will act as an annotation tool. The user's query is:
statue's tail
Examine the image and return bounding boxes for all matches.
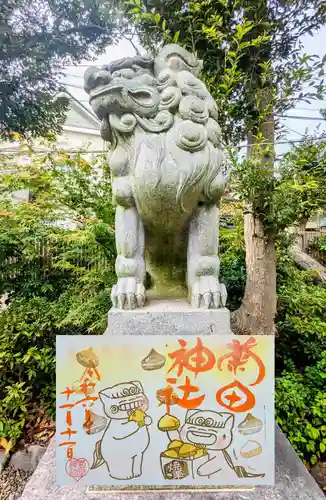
[222,450,265,478]
[233,464,265,478]
[91,440,105,469]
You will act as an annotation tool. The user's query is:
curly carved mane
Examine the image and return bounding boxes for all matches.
[87,44,225,211]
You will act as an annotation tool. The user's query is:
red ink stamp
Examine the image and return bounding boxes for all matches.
[65,458,89,482]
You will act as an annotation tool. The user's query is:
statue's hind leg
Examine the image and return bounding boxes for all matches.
[187,204,227,309]
[111,176,146,309]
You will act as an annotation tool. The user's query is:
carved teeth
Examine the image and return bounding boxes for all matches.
[119,399,144,411]
[119,403,132,411]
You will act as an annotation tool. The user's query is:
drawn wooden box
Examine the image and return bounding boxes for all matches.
[160,453,208,480]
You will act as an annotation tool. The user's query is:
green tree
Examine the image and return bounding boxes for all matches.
[219,220,326,465]
[309,234,326,266]
[277,133,326,231]
[0,138,116,443]
[123,0,326,334]
[0,0,126,138]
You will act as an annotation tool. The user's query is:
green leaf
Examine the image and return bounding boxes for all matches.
[128,7,140,13]
[173,31,180,43]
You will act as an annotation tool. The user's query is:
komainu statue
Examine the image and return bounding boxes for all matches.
[84,44,227,310]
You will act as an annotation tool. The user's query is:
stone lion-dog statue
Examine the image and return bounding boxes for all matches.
[84,44,227,310]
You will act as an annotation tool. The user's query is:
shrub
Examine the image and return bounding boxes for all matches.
[276,251,326,368]
[309,233,326,265]
[0,298,58,441]
[275,357,326,465]
[0,226,116,443]
[219,221,246,312]
[219,226,326,464]
[0,143,116,444]
[275,256,326,463]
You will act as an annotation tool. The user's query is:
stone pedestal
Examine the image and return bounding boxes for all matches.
[105,300,232,336]
[18,427,325,500]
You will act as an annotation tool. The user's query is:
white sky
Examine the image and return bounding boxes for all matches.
[62,38,137,106]
[62,26,326,156]
[277,25,326,156]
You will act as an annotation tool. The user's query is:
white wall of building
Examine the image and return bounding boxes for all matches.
[0,91,107,204]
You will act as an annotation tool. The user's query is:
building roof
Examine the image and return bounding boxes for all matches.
[59,89,100,132]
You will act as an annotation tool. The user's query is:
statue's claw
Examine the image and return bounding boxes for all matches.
[136,283,146,307]
[213,291,221,308]
[111,278,146,310]
[220,283,227,307]
[191,276,227,309]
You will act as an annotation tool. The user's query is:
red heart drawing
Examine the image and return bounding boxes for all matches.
[65,458,89,482]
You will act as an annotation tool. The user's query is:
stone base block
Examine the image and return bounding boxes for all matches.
[105,300,232,336]
[18,427,325,500]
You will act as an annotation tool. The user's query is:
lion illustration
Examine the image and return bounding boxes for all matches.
[84,44,227,309]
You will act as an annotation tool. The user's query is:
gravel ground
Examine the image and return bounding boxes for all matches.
[0,412,53,500]
[0,466,32,500]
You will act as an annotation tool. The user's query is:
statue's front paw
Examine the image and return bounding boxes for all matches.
[191,276,227,309]
[111,277,146,310]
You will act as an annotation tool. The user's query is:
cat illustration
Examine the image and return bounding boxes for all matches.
[179,409,234,477]
[91,381,152,480]
[179,409,265,478]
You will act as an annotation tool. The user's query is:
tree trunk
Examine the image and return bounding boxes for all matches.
[232,210,276,335]
[298,217,308,232]
[233,85,277,335]
[231,0,278,335]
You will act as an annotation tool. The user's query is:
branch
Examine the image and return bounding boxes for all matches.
[122,28,141,56]
[291,244,326,282]
[56,24,117,37]
[5,24,120,59]
[123,36,141,56]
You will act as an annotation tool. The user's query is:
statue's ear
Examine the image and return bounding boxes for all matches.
[99,388,111,405]
[224,414,235,430]
[185,409,198,421]
[131,380,143,392]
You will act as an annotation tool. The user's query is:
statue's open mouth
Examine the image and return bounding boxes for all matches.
[118,396,148,411]
[89,83,155,108]
[187,430,217,446]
